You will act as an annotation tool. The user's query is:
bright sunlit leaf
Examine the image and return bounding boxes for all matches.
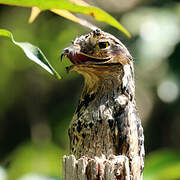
[0,0,131,37]
[0,29,61,79]
[29,7,97,29]
[29,0,96,29]
[68,0,89,6]
[50,0,97,30]
[51,9,97,30]
[28,7,41,23]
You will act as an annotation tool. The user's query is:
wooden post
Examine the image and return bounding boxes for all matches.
[63,155,130,180]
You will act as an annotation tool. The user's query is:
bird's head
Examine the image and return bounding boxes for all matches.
[61,29,133,81]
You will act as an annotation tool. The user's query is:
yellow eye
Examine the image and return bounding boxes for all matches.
[98,42,109,49]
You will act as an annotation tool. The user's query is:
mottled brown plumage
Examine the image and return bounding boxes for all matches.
[62,29,144,180]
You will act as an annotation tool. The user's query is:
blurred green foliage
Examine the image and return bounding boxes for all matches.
[144,150,180,180]
[8,142,64,180]
[0,0,180,180]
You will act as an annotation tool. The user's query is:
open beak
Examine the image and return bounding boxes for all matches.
[61,46,111,65]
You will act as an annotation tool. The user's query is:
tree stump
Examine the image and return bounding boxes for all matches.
[63,155,130,180]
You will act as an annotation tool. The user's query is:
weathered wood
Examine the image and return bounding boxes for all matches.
[63,155,130,180]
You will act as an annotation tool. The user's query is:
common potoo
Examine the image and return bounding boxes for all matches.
[61,29,145,180]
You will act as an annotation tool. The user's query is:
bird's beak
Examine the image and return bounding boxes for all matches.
[60,48,70,61]
[60,45,83,65]
[60,51,64,61]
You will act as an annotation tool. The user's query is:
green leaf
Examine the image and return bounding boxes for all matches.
[0,0,131,37]
[0,29,61,79]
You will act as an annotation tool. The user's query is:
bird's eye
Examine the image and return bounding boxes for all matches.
[98,42,109,49]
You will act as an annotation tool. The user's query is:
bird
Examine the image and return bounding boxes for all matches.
[61,29,145,180]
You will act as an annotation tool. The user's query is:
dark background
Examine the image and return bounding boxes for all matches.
[0,0,180,179]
